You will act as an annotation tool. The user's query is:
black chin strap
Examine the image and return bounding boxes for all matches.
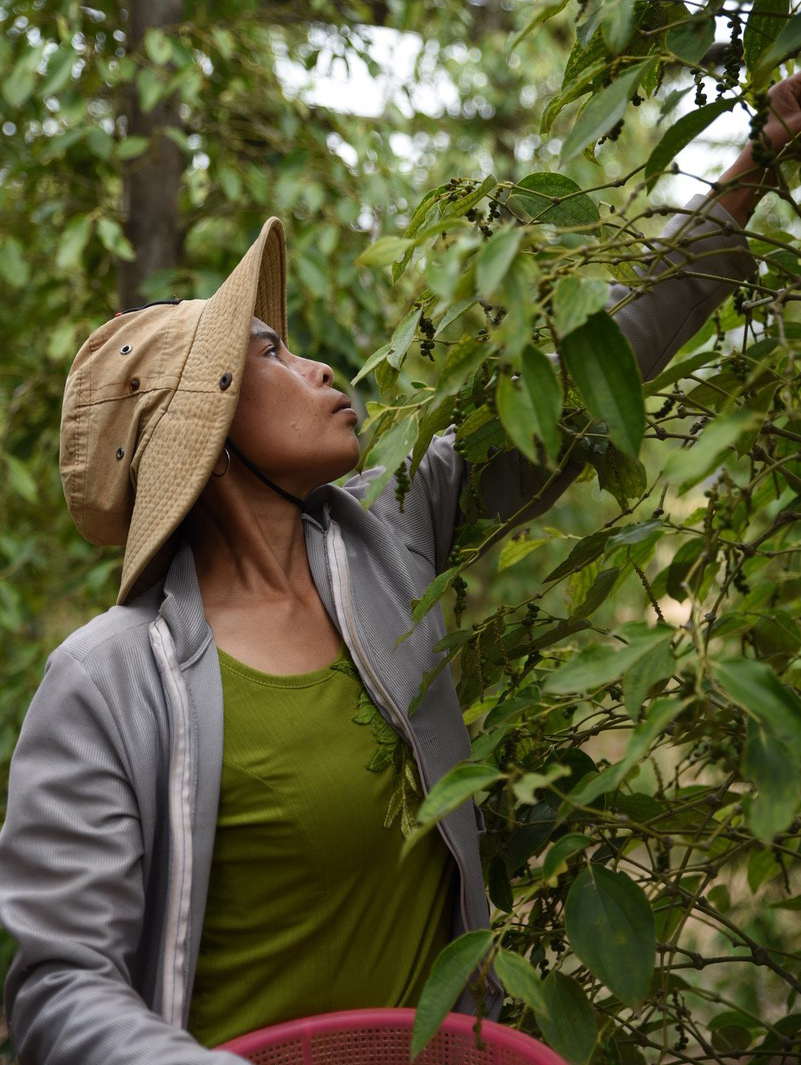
[226,439,309,513]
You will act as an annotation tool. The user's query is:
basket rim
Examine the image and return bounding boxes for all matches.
[216,1006,567,1064]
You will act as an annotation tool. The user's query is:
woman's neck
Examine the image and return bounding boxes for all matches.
[185,478,314,604]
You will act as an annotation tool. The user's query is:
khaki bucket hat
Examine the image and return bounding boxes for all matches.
[60,218,286,605]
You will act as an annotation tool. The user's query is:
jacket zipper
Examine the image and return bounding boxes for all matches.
[150,617,194,1028]
[325,517,474,940]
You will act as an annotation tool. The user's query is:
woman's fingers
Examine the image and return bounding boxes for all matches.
[762,72,801,152]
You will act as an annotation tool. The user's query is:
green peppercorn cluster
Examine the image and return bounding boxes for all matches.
[444,176,477,203]
[394,459,410,512]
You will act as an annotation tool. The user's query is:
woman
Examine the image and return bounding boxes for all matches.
[1,75,800,1064]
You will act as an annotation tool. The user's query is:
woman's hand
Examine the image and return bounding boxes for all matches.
[712,71,801,227]
[759,70,801,156]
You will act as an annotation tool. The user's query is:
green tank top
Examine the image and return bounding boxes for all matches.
[188,646,457,1049]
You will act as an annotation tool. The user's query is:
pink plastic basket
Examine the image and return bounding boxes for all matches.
[216,1007,567,1065]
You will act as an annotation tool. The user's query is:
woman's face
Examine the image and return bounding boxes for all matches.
[227,317,360,495]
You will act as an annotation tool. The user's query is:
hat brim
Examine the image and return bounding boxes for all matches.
[117,218,287,605]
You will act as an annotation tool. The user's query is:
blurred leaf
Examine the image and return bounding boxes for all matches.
[87,127,113,161]
[412,931,493,1058]
[456,408,504,462]
[561,59,657,164]
[494,948,549,1013]
[498,536,548,572]
[623,640,674,719]
[55,215,93,271]
[508,173,599,226]
[645,348,720,395]
[392,183,448,281]
[535,972,596,1065]
[295,251,328,297]
[411,564,461,625]
[606,518,663,550]
[544,626,673,694]
[40,44,75,96]
[387,308,426,370]
[567,697,682,807]
[553,275,609,337]
[434,297,476,338]
[743,725,801,840]
[440,173,497,219]
[416,763,504,827]
[663,410,756,490]
[488,855,514,913]
[644,99,734,191]
[115,136,150,160]
[744,0,790,73]
[542,832,592,882]
[518,345,562,462]
[144,28,173,65]
[211,28,235,60]
[509,0,571,51]
[747,846,783,892]
[574,565,620,618]
[561,312,645,458]
[475,227,523,299]
[770,894,801,910]
[754,11,801,83]
[410,398,455,477]
[434,336,487,398]
[4,453,38,504]
[497,375,541,464]
[666,7,716,63]
[0,237,30,289]
[665,538,705,603]
[602,0,636,54]
[356,235,414,267]
[587,444,647,507]
[97,218,136,262]
[361,415,419,508]
[138,68,167,112]
[545,529,613,582]
[565,866,655,1006]
[512,764,571,803]
[714,658,801,747]
[2,49,40,108]
[219,166,243,202]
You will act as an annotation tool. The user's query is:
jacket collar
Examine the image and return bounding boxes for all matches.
[158,542,214,668]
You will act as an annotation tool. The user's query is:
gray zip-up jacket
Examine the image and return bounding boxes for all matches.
[0,195,755,1065]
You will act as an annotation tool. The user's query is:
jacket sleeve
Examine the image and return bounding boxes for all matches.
[371,193,757,571]
[0,649,242,1065]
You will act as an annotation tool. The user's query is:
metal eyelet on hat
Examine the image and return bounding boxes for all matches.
[219,372,232,391]
[116,447,125,460]
[130,378,140,391]
[120,344,133,355]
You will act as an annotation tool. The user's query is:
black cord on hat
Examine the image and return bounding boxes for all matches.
[226,438,309,513]
[115,298,184,317]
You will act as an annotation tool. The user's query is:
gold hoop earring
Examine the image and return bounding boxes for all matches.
[212,447,231,478]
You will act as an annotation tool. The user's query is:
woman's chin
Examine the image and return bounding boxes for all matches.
[308,444,360,492]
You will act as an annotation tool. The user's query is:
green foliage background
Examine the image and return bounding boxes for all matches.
[3,0,801,1062]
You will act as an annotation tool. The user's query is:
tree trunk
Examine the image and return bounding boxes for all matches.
[118,0,184,310]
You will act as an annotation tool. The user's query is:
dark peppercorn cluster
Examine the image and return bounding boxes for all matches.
[418,313,436,359]
[694,71,707,108]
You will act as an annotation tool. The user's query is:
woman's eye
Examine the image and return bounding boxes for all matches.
[265,346,279,359]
